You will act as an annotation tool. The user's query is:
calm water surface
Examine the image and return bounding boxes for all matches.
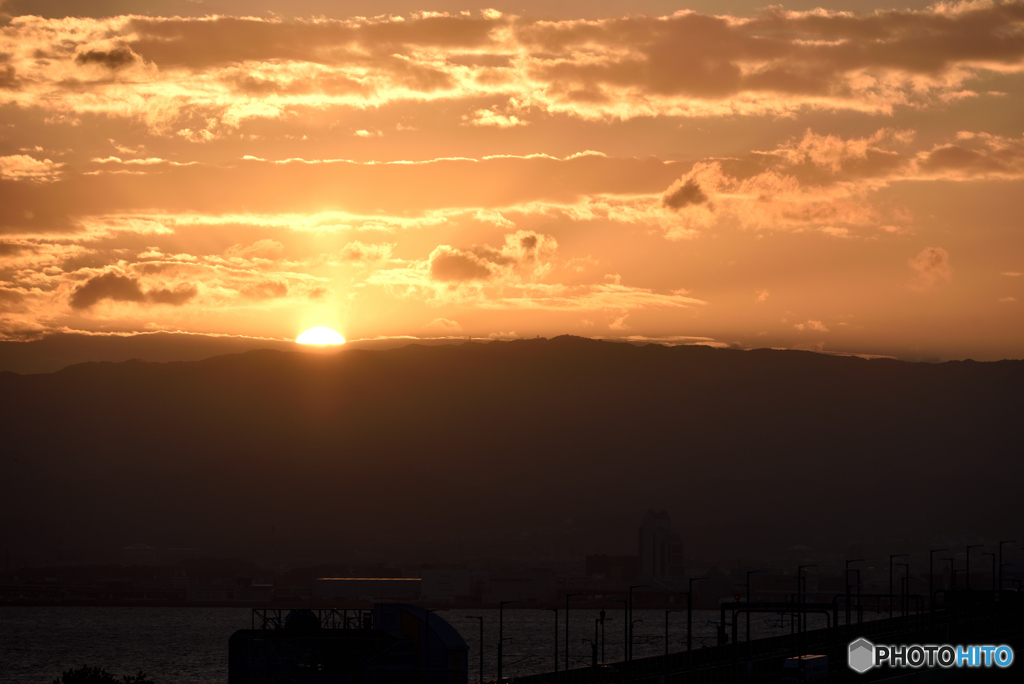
[1,606,837,683]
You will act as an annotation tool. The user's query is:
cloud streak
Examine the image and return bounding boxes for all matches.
[1,4,1022,360]
[4,4,1024,132]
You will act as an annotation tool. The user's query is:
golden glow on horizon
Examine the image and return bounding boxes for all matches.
[0,3,1022,360]
[296,327,346,345]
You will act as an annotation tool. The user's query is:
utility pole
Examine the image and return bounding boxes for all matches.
[612,598,626,663]
[845,560,864,626]
[895,563,909,617]
[544,608,558,673]
[746,569,766,641]
[686,577,709,661]
[628,584,648,661]
[850,569,863,624]
[998,540,1016,592]
[631,618,644,660]
[966,544,982,592]
[564,593,581,672]
[889,554,907,619]
[665,609,682,660]
[929,549,947,612]
[581,639,597,669]
[797,565,816,634]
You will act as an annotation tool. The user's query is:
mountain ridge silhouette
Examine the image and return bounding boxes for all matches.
[2,336,1019,563]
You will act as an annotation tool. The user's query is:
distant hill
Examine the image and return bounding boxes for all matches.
[0,331,298,374]
[1,336,1020,565]
[0,330,467,375]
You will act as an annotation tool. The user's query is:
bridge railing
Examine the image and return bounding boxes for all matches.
[506,591,1022,684]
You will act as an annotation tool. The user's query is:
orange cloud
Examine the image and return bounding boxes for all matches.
[427,230,557,285]
[659,160,899,236]
[463,109,528,127]
[69,271,197,309]
[5,5,1024,132]
[429,246,495,282]
[754,129,907,177]
[794,320,829,332]
[608,314,630,331]
[427,317,462,331]
[340,241,394,262]
[365,229,703,314]
[226,239,284,261]
[1,5,1022,359]
[662,178,709,210]
[909,247,952,291]
[0,155,64,182]
[913,133,1024,180]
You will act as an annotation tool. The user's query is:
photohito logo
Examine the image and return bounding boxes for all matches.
[848,638,1014,673]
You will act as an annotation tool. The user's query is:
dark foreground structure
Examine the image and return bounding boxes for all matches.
[228,591,1022,683]
[516,590,1022,683]
[228,604,468,684]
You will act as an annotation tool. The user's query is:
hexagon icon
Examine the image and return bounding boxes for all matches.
[848,638,875,673]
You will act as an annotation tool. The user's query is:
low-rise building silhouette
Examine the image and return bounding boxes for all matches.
[228,604,467,684]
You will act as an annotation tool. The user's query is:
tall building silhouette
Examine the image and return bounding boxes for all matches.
[638,510,684,580]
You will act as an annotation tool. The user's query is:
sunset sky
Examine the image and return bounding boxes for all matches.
[1,0,1022,360]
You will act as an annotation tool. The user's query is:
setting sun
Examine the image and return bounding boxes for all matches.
[296,327,346,345]
[2,2,1023,681]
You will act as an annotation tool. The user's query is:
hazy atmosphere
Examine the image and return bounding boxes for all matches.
[2,0,1023,362]
[2,3,1022,683]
